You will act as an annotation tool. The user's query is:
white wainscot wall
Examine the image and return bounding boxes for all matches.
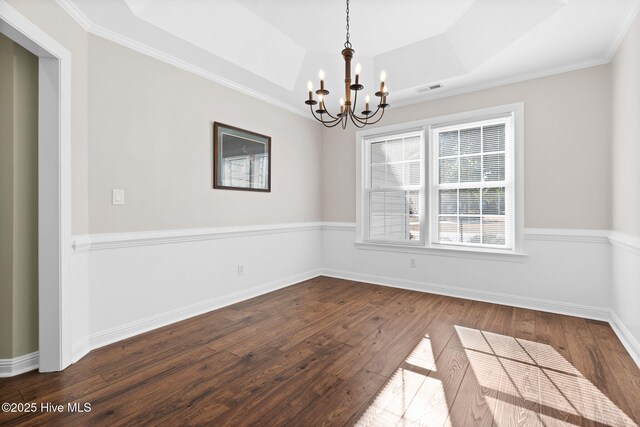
[65,222,639,370]
[70,250,91,361]
[70,223,322,361]
[610,232,640,367]
[323,224,612,320]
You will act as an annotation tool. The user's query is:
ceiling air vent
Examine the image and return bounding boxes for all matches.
[416,83,443,93]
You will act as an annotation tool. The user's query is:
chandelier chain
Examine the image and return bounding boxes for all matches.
[345,0,351,49]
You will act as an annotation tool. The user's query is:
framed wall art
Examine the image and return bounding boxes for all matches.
[213,122,271,192]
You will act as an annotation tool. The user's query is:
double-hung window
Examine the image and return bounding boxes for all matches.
[431,117,514,249]
[358,104,523,255]
[364,131,424,244]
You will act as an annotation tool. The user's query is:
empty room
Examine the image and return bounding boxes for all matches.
[1,0,639,425]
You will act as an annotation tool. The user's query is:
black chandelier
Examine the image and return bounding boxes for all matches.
[305,0,389,129]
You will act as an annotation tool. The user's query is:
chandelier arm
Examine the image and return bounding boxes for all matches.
[310,106,341,125]
[349,111,370,125]
[350,88,358,114]
[350,104,382,125]
[322,108,341,121]
[363,107,387,125]
[322,116,347,128]
[319,116,342,126]
[348,113,368,129]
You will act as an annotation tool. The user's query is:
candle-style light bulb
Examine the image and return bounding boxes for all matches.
[379,71,387,94]
[319,69,325,92]
[365,94,370,111]
[339,97,345,114]
[318,94,324,110]
[354,63,361,85]
[307,81,313,101]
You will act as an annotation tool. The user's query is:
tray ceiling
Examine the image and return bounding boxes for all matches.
[62,0,639,116]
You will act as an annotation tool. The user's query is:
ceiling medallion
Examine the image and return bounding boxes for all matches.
[305,0,389,129]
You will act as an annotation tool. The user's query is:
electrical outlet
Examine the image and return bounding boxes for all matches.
[237,264,245,276]
[409,258,416,268]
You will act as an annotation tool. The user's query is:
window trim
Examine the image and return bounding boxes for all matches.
[430,115,514,251]
[362,130,426,246]
[356,103,525,257]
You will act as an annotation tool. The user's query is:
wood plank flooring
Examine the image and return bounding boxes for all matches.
[1,276,639,426]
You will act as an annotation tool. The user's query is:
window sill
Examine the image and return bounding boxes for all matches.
[354,241,527,263]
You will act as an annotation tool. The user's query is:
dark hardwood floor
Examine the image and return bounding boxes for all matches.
[1,276,639,426]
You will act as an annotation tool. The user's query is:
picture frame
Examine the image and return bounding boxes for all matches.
[213,122,271,192]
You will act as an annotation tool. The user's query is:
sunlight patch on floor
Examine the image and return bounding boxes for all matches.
[355,367,428,426]
[355,335,452,427]
[355,327,637,427]
[400,376,453,427]
[405,335,437,373]
[456,326,638,427]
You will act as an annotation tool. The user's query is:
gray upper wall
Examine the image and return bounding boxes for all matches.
[6,1,638,235]
[87,35,322,233]
[322,65,612,230]
[612,12,640,239]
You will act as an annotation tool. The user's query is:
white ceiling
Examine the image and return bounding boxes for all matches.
[62,0,640,116]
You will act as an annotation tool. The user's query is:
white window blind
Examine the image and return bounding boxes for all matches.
[431,116,514,249]
[365,131,424,243]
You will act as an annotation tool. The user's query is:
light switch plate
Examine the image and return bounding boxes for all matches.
[112,189,125,206]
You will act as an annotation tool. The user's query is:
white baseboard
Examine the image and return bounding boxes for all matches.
[610,310,640,368]
[0,352,39,377]
[71,337,91,364]
[322,268,611,322]
[79,268,322,353]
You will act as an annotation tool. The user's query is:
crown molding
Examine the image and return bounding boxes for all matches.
[55,0,90,31]
[606,0,640,61]
[54,0,312,120]
[392,56,610,110]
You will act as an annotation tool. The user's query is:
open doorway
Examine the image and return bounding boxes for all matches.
[0,32,39,373]
[0,1,72,374]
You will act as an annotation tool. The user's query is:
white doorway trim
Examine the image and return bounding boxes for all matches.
[0,1,72,372]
